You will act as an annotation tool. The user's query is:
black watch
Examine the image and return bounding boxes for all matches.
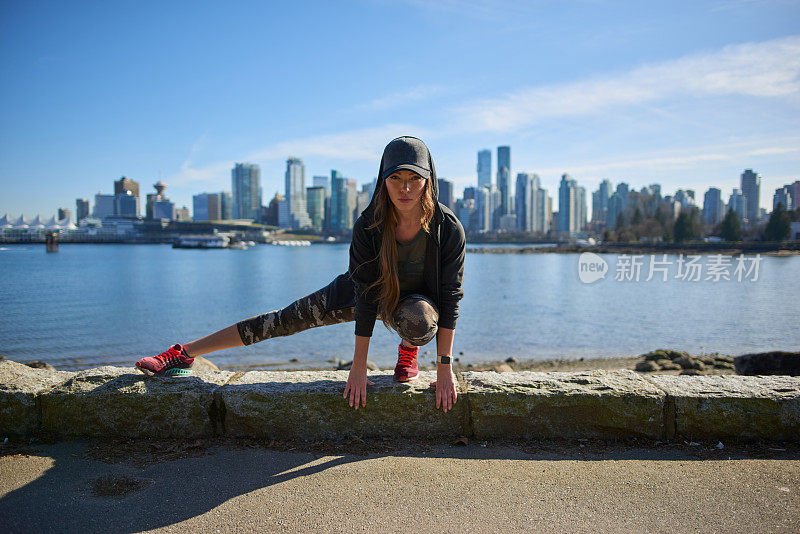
[437,354,452,364]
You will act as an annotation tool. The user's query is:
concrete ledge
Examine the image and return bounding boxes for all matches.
[40,366,234,438]
[218,370,465,440]
[1,361,799,442]
[645,374,800,440]
[0,360,75,436]
[463,370,667,439]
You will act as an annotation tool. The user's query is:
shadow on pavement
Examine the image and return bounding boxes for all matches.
[0,436,797,533]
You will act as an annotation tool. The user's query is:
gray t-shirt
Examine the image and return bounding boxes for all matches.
[397,229,427,293]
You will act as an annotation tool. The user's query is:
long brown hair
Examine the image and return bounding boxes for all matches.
[367,176,436,331]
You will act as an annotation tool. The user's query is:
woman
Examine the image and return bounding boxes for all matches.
[135,136,466,413]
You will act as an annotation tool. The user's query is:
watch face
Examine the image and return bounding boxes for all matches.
[439,355,452,364]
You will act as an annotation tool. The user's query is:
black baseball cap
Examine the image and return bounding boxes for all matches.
[380,136,432,180]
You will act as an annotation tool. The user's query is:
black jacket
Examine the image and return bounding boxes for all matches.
[323,144,466,338]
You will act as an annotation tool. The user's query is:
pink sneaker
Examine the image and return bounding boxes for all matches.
[136,344,194,376]
[394,343,419,382]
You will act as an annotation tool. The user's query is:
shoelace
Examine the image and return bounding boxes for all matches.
[155,346,183,366]
[397,345,418,367]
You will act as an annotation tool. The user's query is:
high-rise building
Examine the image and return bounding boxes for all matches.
[93,193,115,218]
[592,179,612,224]
[174,206,189,221]
[153,200,175,220]
[558,174,585,234]
[264,193,283,226]
[477,149,491,188]
[145,181,168,219]
[489,184,502,231]
[220,191,232,220]
[576,185,587,232]
[558,175,575,233]
[193,193,222,221]
[788,180,800,211]
[703,187,725,225]
[497,146,511,216]
[474,186,491,232]
[76,199,90,222]
[330,171,357,231]
[535,187,550,234]
[437,178,454,210]
[284,157,311,229]
[306,186,326,230]
[515,173,539,232]
[57,208,72,222]
[114,191,138,218]
[355,190,370,222]
[740,169,761,224]
[729,188,746,222]
[231,163,261,220]
[674,189,695,207]
[114,176,140,217]
[773,186,793,211]
[313,175,329,191]
[362,178,377,202]
[455,198,476,232]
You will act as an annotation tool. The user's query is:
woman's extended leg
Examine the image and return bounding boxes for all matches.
[225,284,354,347]
[137,279,356,375]
[182,324,243,358]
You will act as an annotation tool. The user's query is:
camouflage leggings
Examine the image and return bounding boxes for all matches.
[236,284,440,347]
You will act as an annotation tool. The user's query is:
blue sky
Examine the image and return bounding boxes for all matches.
[1,0,799,218]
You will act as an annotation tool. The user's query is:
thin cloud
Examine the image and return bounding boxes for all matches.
[533,140,800,176]
[357,85,448,111]
[452,35,800,133]
[170,124,428,187]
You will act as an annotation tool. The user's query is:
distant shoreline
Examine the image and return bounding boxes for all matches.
[468,242,800,255]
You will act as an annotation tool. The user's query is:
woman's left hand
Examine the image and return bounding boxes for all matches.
[429,364,458,413]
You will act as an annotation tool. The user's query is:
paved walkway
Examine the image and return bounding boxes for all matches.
[1,439,798,533]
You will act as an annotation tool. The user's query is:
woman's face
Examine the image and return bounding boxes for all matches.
[385,169,428,217]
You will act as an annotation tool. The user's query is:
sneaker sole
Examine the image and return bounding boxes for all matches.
[393,374,419,382]
[136,363,192,377]
[164,368,192,377]
[136,363,155,376]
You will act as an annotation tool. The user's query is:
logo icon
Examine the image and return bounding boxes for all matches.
[578,252,608,284]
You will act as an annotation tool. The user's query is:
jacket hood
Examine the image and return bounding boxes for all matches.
[363,136,440,221]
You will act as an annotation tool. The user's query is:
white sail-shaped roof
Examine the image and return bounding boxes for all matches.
[12,215,28,228]
[45,216,62,229]
[0,214,11,228]
[56,215,77,229]
[29,215,45,229]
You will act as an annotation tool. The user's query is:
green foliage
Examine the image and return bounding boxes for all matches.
[672,208,701,243]
[615,212,625,230]
[763,203,791,241]
[720,208,742,241]
[654,206,668,227]
[673,212,690,242]
[617,228,636,242]
[601,228,613,243]
[631,207,644,226]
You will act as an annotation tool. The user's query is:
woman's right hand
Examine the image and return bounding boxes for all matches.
[343,364,374,410]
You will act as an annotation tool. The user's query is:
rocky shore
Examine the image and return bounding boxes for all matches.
[216,349,797,377]
[5,349,797,377]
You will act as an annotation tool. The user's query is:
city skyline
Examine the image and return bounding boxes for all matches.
[1,2,799,216]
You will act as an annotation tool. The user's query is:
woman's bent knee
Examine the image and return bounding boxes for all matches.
[393,295,439,346]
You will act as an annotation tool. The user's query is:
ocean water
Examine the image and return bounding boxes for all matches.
[0,244,797,370]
